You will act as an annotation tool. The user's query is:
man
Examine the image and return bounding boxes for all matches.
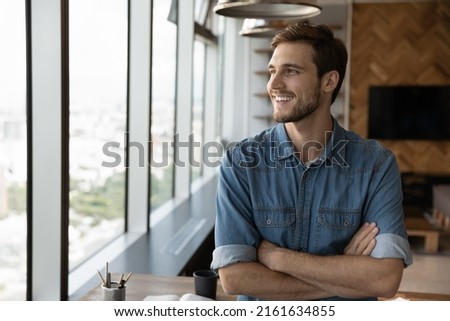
[211,22,412,301]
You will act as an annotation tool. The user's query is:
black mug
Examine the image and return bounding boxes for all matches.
[193,270,217,300]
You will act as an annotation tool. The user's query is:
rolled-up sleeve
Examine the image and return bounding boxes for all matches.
[211,244,256,272]
[365,151,413,267]
[372,233,413,266]
[212,147,260,271]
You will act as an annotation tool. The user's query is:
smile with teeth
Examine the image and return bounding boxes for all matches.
[274,96,294,102]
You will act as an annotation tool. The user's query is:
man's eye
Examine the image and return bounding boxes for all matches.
[287,69,298,74]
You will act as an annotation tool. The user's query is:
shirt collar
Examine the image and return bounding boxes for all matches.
[271,118,348,166]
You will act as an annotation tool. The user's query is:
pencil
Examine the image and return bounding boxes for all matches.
[105,262,110,287]
[97,269,106,285]
[123,272,133,284]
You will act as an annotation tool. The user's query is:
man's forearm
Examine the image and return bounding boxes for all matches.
[257,222,403,298]
[218,261,334,300]
[266,248,404,298]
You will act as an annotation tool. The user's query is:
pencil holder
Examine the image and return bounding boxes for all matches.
[102,281,126,301]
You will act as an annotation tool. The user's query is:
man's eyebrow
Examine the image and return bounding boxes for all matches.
[267,63,303,70]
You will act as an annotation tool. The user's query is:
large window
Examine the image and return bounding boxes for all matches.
[0,0,222,300]
[191,40,206,182]
[68,0,128,269]
[0,0,27,300]
[192,0,220,183]
[150,0,177,211]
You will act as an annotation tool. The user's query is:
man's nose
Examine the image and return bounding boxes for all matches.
[268,73,284,90]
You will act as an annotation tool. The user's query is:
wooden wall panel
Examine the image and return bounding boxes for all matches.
[350,1,450,174]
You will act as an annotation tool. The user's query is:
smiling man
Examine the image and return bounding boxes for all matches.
[211,22,412,301]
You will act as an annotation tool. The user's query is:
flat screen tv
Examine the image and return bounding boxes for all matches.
[368,85,450,140]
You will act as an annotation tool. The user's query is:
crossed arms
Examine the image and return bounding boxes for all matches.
[218,222,404,300]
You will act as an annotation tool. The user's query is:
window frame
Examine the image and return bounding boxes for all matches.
[25,0,221,300]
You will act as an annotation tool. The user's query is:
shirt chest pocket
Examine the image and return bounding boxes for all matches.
[315,208,362,254]
[254,207,296,247]
[318,208,361,230]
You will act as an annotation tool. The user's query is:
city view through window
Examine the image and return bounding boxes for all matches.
[0,0,27,300]
[0,0,209,300]
[191,40,206,182]
[68,0,128,270]
[150,0,177,211]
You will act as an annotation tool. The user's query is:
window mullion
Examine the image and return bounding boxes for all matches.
[127,0,151,232]
[30,0,64,300]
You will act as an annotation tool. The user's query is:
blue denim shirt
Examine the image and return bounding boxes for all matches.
[211,119,412,301]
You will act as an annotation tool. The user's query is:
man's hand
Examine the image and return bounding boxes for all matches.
[258,222,378,269]
[255,222,404,299]
[344,222,378,256]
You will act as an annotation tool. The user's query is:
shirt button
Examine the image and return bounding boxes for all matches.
[266,219,272,225]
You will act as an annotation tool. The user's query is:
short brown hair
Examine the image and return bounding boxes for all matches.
[271,22,347,104]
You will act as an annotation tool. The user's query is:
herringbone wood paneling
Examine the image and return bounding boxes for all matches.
[350,1,450,174]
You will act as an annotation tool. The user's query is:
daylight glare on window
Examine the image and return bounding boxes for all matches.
[150,0,177,211]
[68,0,128,270]
[0,0,27,300]
[191,40,206,182]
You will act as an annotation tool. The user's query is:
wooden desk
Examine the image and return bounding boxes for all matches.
[79,274,236,301]
[79,273,450,301]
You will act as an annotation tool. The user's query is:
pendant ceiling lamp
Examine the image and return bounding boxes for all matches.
[239,18,297,37]
[214,0,321,20]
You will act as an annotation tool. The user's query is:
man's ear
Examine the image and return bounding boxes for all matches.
[322,70,339,93]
